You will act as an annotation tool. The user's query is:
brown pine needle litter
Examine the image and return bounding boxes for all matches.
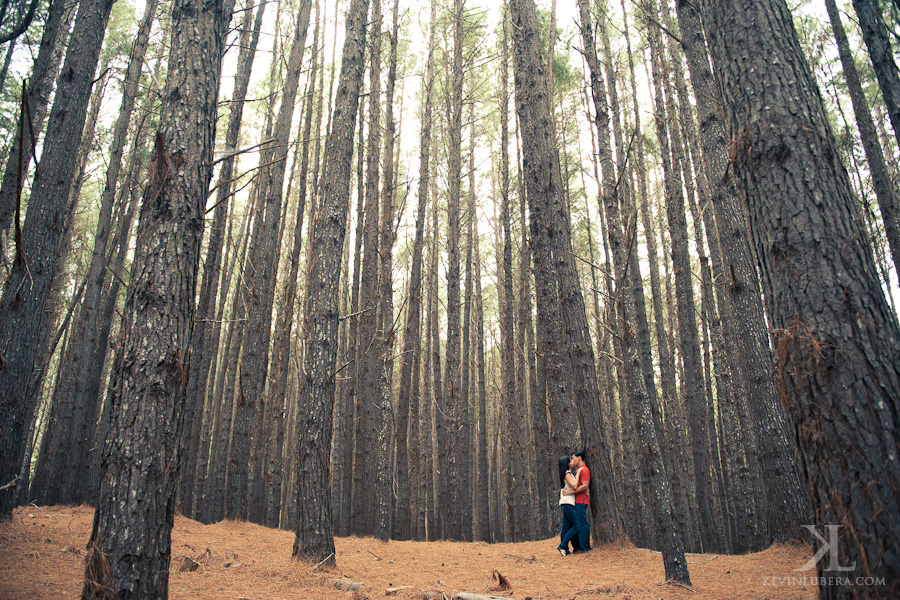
[0,506,816,599]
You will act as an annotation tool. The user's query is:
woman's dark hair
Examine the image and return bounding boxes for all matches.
[558,456,570,487]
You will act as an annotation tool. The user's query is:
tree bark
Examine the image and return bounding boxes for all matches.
[293,0,368,566]
[0,0,115,516]
[676,0,809,546]
[701,0,900,593]
[374,0,400,542]
[81,0,230,592]
[351,0,382,536]
[852,0,900,149]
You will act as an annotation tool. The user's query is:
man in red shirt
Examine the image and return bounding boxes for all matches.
[569,450,591,551]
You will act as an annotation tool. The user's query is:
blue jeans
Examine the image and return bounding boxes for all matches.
[558,504,582,553]
[572,503,591,551]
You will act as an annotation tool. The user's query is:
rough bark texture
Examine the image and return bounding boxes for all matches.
[293,0,368,566]
[351,0,382,536]
[0,0,73,239]
[374,0,400,542]
[675,0,809,547]
[510,0,620,544]
[80,0,229,592]
[578,0,688,579]
[701,0,900,595]
[0,0,115,517]
[442,0,465,542]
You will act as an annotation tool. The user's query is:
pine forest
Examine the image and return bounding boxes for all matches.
[0,0,898,597]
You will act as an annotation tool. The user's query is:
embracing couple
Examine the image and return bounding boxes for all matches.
[557,451,590,556]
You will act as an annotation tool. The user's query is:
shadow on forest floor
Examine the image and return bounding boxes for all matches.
[0,505,816,599]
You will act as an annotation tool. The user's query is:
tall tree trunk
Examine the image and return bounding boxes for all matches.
[578,0,688,579]
[644,2,716,552]
[293,0,368,565]
[182,0,266,518]
[81,0,230,593]
[497,5,526,542]
[0,0,115,516]
[374,0,399,542]
[676,0,809,546]
[701,0,900,594]
[352,0,382,536]
[826,0,900,274]
[428,174,445,540]
[0,0,74,239]
[56,0,158,504]
[442,0,465,542]
[395,0,436,542]
[510,0,621,544]
[852,0,900,148]
[239,0,312,524]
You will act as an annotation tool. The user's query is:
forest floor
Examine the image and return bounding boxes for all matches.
[0,505,817,600]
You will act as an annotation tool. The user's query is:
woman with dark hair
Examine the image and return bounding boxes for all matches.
[557,456,581,555]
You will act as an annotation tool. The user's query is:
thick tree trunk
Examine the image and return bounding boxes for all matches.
[293,0,368,565]
[701,0,900,594]
[81,0,229,593]
[351,0,382,536]
[0,0,114,516]
[676,0,809,546]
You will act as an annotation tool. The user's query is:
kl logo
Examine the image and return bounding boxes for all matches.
[795,525,857,572]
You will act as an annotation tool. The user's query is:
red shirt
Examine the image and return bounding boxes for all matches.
[575,465,590,504]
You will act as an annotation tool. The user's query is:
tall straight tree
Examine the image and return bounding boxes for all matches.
[374,0,400,542]
[293,0,369,565]
[851,0,900,148]
[443,0,466,542]
[700,0,900,595]
[352,0,382,536]
[675,0,808,546]
[825,0,900,275]
[578,0,690,581]
[508,0,621,544]
[182,0,267,518]
[395,0,437,541]
[644,0,717,551]
[80,0,230,593]
[0,0,116,516]
[240,0,313,523]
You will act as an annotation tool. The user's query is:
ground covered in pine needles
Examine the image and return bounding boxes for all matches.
[0,505,816,599]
